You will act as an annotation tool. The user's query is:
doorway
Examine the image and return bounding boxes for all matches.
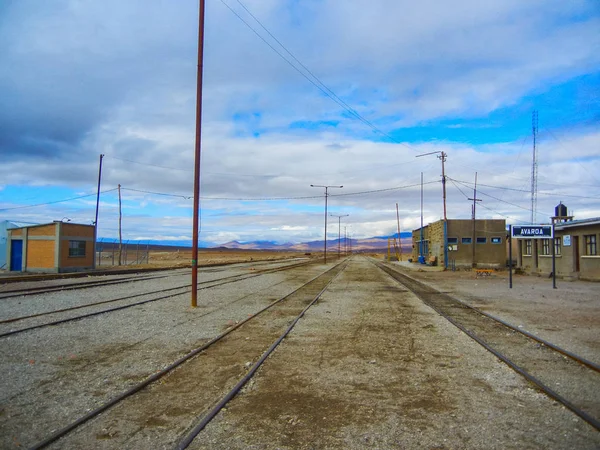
[573,236,580,272]
[10,239,23,271]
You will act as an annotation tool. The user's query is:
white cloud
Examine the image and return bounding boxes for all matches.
[1,0,598,244]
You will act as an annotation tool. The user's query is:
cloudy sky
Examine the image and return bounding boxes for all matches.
[1,0,599,245]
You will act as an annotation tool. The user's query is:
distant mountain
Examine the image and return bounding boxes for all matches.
[97,234,412,252]
[216,234,412,252]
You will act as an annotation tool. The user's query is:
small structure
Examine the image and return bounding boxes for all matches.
[6,221,96,273]
[412,219,507,269]
[1,220,22,269]
[518,204,600,281]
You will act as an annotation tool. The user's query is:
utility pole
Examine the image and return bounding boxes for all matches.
[467,172,482,268]
[311,184,343,264]
[395,203,402,261]
[93,154,104,270]
[417,151,448,268]
[531,110,539,224]
[191,0,206,308]
[420,172,424,262]
[118,184,123,266]
[344,226,347,255]
[330,214,349,259]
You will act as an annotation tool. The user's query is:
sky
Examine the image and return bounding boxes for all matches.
[0,0,599,246]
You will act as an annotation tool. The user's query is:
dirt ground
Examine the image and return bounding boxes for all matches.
[3,254,598,449]
[194,257,600,449]
[96,249,312,269]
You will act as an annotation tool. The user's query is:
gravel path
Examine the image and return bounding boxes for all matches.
[0,260,324,448]
[1,256,598,449]
[195,256,600,449]
[391,261,600,364]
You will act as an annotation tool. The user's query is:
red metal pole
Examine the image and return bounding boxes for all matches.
[191,0,206,308]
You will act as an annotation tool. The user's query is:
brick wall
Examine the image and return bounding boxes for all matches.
[27,240,56,269]
[62,223,94,238]
[28,224,57,237]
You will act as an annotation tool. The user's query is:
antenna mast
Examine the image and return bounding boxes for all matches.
[531,110,538,223]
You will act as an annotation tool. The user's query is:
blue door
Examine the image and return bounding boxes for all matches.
[10,240,23,271]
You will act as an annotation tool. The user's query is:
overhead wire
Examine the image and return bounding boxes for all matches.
[449,177,600,200]
[119,180,438,202]
[0,188,118,212]
[220,0,417,151]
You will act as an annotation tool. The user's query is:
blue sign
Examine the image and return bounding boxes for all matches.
[511,225,553,239]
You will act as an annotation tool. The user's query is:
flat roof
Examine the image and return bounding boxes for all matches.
[555,217,600,230]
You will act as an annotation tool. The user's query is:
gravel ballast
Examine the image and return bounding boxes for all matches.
[1,256,598,449]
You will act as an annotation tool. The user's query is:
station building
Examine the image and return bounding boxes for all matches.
[517,204,600,281]
[6,221,95,273]
[412,219,507,269]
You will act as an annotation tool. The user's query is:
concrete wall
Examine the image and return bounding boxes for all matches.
[412,219,506,268]
[447,220,506,268]
[517,221,600,281]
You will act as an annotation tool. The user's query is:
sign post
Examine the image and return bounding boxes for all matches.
[508,225,512,289]
[552,223,556,289]
[510,224,556,289]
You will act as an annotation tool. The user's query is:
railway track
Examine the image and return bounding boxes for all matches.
[0,271,185,299]
[0,260,313,338]
[0,258,305,299]
[375,260,600,431]
[29,260,347,449]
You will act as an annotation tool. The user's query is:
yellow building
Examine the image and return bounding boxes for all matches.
[6,221,95,273]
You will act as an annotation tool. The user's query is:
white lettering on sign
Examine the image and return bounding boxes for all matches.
[511,225,553,239]
[521,228,545,235]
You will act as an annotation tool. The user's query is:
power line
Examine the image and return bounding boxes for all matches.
[0,188,118,212]
[331,180,439,197]
[121,187,191,199]
[220,0,417,151]
[119,181,438,202]
[108,155,281,179]
[449,177,600,200]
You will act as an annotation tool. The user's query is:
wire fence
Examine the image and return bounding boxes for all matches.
[95,239,150,267]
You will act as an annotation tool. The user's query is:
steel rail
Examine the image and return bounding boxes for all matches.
[0,272,183,299]
[29,261,344,450]
[0,261,308,325]
[0,260,313,338]
[0,258,304,299]
[377,261,600,372]
[375,260,600,432]
[177,261,348,449]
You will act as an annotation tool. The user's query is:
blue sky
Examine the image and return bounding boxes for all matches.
[1,0,599,245]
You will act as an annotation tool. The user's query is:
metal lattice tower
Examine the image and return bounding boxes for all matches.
[531,110,538,223]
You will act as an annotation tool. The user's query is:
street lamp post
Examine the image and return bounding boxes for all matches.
[310,184,343,264]
[330,213,349,259]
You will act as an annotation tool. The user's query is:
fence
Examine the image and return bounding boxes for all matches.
[95,239,150,267]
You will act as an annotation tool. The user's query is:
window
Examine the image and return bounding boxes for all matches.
[491,237,502,244]
[68,240,86,257]
[447,237,458,244]
[554,237,561,256]
[462,237,472,244]
[541,239,550,256]
[524,240,532,256]
[476,237,487,244]
[585,235,597,255]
